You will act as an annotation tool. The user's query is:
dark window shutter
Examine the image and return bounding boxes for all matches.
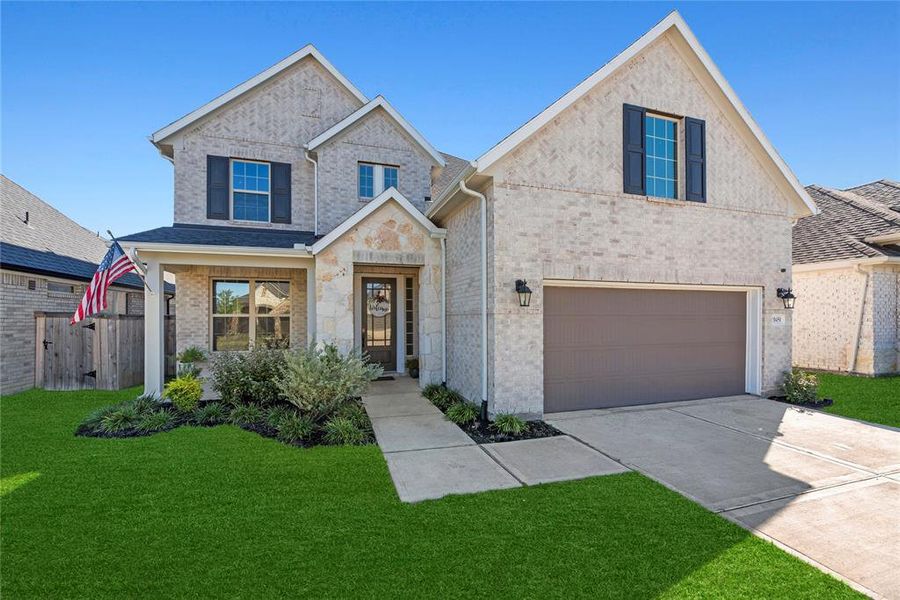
[271,161,292,224]
[207,155,230,220]
[622,104,646,195]
[685,117,706,202]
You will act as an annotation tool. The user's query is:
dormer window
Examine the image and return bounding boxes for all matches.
[358,162,399,199]
[232,159,270,221]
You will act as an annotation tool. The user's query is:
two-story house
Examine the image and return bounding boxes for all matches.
[121,11,816,418]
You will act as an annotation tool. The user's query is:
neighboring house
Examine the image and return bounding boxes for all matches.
[0,176,171,395]
[121,11,815,418]
[792,180,900,375]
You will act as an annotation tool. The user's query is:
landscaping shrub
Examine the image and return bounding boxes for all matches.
[136,410,175,433]
[164,376,203,412]
[177,346,206,363]
[336,401,370,430]
[177,363,202,378]
[81,404,122,432]
[99,404,140,433]
[131,393,161,414]
[276,414,315,444]
[422,383,443,401]
[446,402,478,425]
[276,343,382,421]
[194,403,227,426]
[322,416,368,446]
[430,388,465,411]
[266,405,296,429]
[782,369,819,405]
[211,346,287,405]
[229,404,264,426]
[492,413,527,435]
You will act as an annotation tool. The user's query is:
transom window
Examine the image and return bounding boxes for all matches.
[212,279,290,351]
[232,160,270,222]
[358,163,399,199]
[645,115,677,199]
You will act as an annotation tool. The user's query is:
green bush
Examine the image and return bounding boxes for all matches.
[136,410,175,433]
[266,405,297,429]
[782,369,819,405]
[229,404,264,426]
[336,401,370,430]
[322,416,368,446]
[446,402,478,425]
[99,405,140,433]
[276,343,382,421]
[177,363,202,378]
[423,383,443,400]
[277,414,315,444]
[194,403,227,426]
[131,394,161,414]
[429,388,465,411]
[211,347,287,405]
[177,346,207,363]
[164,376,203,413]
[81,404,121,432]
[492,413,527,435]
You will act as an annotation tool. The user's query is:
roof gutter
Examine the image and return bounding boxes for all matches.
[117,241,313,258]
[864,232,900,246]
[792,256,900,273]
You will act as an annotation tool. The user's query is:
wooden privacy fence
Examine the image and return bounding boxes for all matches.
[34,312,175,391]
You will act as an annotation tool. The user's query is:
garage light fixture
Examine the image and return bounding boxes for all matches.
[777,288,796,310]
[515,279,532,307]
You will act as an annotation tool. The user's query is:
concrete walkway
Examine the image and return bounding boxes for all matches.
[363,378,627,503]
[547,396,900,599]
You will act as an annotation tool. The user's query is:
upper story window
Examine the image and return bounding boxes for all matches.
[645,115,677,199]
[358,162,399,199]
[232,159,270,221]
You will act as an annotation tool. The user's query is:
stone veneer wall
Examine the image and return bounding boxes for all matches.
[0,270,130,395]
[480,35,797,417]
[793,265,899,375]
[171,56,362,232]
[171,265,307,354]
[315,108,434,234]
[315,200,443,385]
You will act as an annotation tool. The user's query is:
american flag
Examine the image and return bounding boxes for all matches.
[71,241,137,325]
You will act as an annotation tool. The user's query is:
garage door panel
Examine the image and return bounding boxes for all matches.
[544,287,746,412]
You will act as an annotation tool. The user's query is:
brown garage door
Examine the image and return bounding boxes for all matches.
[544,287,746,413]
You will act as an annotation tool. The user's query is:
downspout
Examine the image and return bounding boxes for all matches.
[304,150,319,236]
[457,179,488,420]
[440,237,447,383]
[848,265,870,373]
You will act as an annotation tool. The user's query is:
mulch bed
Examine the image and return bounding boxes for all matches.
[768,396,834,409]
[455,419,564,445]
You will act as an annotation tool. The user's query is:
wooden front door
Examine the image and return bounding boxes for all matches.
[361,278,396,371]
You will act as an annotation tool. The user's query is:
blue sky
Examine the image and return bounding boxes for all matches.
[2,2,898,236]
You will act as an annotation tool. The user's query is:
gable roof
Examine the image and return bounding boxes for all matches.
[311,187,445,254]
[150,44,368,144]
[472,10,817,218]
[843,179,900,212]
[0,175,148,290]
[793,184,900,265]
[431,152,471,200]
[305,96,445,167]
[118,223,316,250]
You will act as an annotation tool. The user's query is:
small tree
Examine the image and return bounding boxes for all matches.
[781,368,819,405]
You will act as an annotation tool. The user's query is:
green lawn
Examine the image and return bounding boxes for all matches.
[819,373,900,428]
[1,388,859,599]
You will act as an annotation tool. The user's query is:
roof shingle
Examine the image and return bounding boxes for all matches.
[118,223,317,249]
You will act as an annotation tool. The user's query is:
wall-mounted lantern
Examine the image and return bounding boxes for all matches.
[515,279,532,307]
[777,288,796,310]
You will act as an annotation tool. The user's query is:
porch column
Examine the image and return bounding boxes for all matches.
[144,259,165,397]
[306,263,316,345]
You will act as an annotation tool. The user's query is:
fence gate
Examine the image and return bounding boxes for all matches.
[34,313,175,390]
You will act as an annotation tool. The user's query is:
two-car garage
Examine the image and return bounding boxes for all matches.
[543,283,757,413]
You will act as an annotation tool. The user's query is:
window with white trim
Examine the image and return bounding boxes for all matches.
[232,159,271,222]
[212,279,290,351]
[358,162,399,199]
[645,114,678,199]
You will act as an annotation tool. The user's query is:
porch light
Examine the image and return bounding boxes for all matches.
[777,288,796,310]
[515,279,532,307]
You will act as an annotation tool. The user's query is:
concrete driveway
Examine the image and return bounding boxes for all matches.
[547,396,900,599]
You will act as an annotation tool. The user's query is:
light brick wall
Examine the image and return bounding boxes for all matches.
[171,56,362,232]
[478,35,796,417]
[170,265,307,354]
[793,265,899,375]
[0,270,129,395]
[316,108,434,233]
[315,200,443,385]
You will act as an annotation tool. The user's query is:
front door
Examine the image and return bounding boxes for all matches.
[361,278,396,371]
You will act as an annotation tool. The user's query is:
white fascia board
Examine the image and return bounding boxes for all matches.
[305,96,445,167]
[151,45,367,144]
[792,256,900,273]
[311,188,445,254]
[473,10,818,218]
[118,240,313,258]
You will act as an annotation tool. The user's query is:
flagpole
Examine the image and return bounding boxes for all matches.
[107,230,152,292]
